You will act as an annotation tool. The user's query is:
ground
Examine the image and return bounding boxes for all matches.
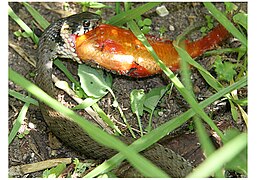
[8,2,247,178]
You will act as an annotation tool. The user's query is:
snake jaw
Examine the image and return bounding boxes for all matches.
[57,12,102,64]
[59,22,81,63]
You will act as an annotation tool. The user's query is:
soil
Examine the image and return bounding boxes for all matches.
[8,2,247,178]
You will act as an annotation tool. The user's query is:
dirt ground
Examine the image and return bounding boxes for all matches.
[8,2,247,178]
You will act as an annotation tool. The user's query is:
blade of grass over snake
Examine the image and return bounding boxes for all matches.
[22,2,50,29]
[204,2,247,47]
[9,89,39,106]
[85,77,247,177]
[8,68,169,178]
[8,5,39,44]
[128,20,224,140]
[187,132,247,178]
[194,117,224,177]
[107,2,160,25]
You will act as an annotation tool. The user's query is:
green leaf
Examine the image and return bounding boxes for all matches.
[224,2,238,13]
[137,19,144,27]
[143,86,168,113]
[42,163,66,178]
[143,18,152,26]
[130,89,146,116]
[88,2,111,9]
[214,57,237,82]
[78,64,112,98]
[141,26,151,34]
[229,100,239,121]
[233,13,248,30]
[131,89,146,136]
[73,158,91,175]
[232,98,247,106]
[200,26,207,33]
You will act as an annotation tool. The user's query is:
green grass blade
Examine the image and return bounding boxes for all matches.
[8,67,169,178]
[91,103,122,135]
[54,59,81,88]
[204,2,247,47]
[9,89,39,106]
[8,102,30,144]
[8,5,39,44]
[107,2,160,25]
[187,132,247,178]
[85,77,247,177]
[22,2,50,29]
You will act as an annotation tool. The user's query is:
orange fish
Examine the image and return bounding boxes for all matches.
[75,23,229,78]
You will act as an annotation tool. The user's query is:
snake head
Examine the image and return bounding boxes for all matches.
[62,12,101,36]
[58,12,101,63]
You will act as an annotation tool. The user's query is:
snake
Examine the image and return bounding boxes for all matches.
[35,12,229,177]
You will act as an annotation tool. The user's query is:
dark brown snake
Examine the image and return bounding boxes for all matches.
[35,12,193,177]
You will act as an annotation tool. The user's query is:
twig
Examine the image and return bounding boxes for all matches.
[112,116,145,135]
[9,40,36,67]
[9,158,72,176]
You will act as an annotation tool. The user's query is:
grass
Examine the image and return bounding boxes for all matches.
[8,2,247,178]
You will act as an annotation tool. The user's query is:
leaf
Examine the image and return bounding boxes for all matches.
[143,18,152,26]
[232,98,247,106]
[42,163,66,178]
[233,12,248,30]
[214,57,237,82]
[88,2,112,9]
[78,64,112,98]
[228,100,239,121]
[224,2,238,13]
[130,89,146,116]
[143,85,169,113]
[130,89,146,136]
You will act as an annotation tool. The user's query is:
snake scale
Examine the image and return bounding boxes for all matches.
[35,12,193,177]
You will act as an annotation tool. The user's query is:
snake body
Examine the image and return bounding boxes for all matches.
[36,12,193,177]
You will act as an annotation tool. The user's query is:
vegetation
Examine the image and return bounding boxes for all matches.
[8,2,247,178]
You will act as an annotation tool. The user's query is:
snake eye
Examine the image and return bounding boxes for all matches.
[83,20,91,27]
